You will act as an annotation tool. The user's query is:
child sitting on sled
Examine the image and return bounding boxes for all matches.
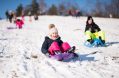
[41,24,78,61]
[84,16,105,47]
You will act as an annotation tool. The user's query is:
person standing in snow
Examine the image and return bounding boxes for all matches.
[34,14,38,20]
[41,24,78,61]
[76,10,81,18]
[8,11,14,23]
[28,11,32,22]
[5,10,9,21]
[21,10,25,21]
[85,16,105,46]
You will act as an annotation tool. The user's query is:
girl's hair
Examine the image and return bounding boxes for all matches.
[86,16,94,25]
[49,24,55,29]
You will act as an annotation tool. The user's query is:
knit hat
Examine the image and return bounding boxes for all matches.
[49,27,58,35]
[48,24,58,35]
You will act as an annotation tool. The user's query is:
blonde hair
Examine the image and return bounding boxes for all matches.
[49,24,55,29]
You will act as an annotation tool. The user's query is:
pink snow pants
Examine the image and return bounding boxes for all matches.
[48,42,74,61]
[48,42,71,55]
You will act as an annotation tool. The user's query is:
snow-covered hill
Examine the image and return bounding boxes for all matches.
[0,16,119,78]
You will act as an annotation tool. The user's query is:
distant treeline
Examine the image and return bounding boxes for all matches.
[6,0,119,18]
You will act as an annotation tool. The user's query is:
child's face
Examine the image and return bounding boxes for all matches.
[50,32,59,40]
[88,19,92,24]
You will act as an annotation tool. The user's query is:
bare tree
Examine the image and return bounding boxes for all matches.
[58,3,66,15]
[91,0,119,18]
[109,0,119,18]
[24,5,32,16]
[39,0,47,15]
[92,0,106,17]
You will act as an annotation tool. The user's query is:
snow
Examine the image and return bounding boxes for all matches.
[0,16,119,78]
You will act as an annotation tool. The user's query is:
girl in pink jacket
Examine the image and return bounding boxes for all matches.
[16,19,24,29]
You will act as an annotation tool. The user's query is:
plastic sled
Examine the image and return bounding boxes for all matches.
[84,39,106,48]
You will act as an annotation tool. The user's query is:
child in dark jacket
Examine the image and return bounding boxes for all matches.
[41,24,77,61]
[85,16,105,46]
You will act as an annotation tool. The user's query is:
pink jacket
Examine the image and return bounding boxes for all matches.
[16,20,24,26]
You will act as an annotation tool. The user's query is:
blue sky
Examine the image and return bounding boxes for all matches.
[0,0,109,18]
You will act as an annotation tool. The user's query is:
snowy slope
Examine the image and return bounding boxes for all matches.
[0,16,119,78]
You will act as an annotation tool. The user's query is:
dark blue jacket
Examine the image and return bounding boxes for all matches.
[85,23,101,33]
[41,36,63,54]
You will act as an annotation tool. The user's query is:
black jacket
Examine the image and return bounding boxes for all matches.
[41,36,63,54]
[85,23,101,33]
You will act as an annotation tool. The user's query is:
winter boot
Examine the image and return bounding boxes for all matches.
[67,46,76,53]
[54,50,62,55]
